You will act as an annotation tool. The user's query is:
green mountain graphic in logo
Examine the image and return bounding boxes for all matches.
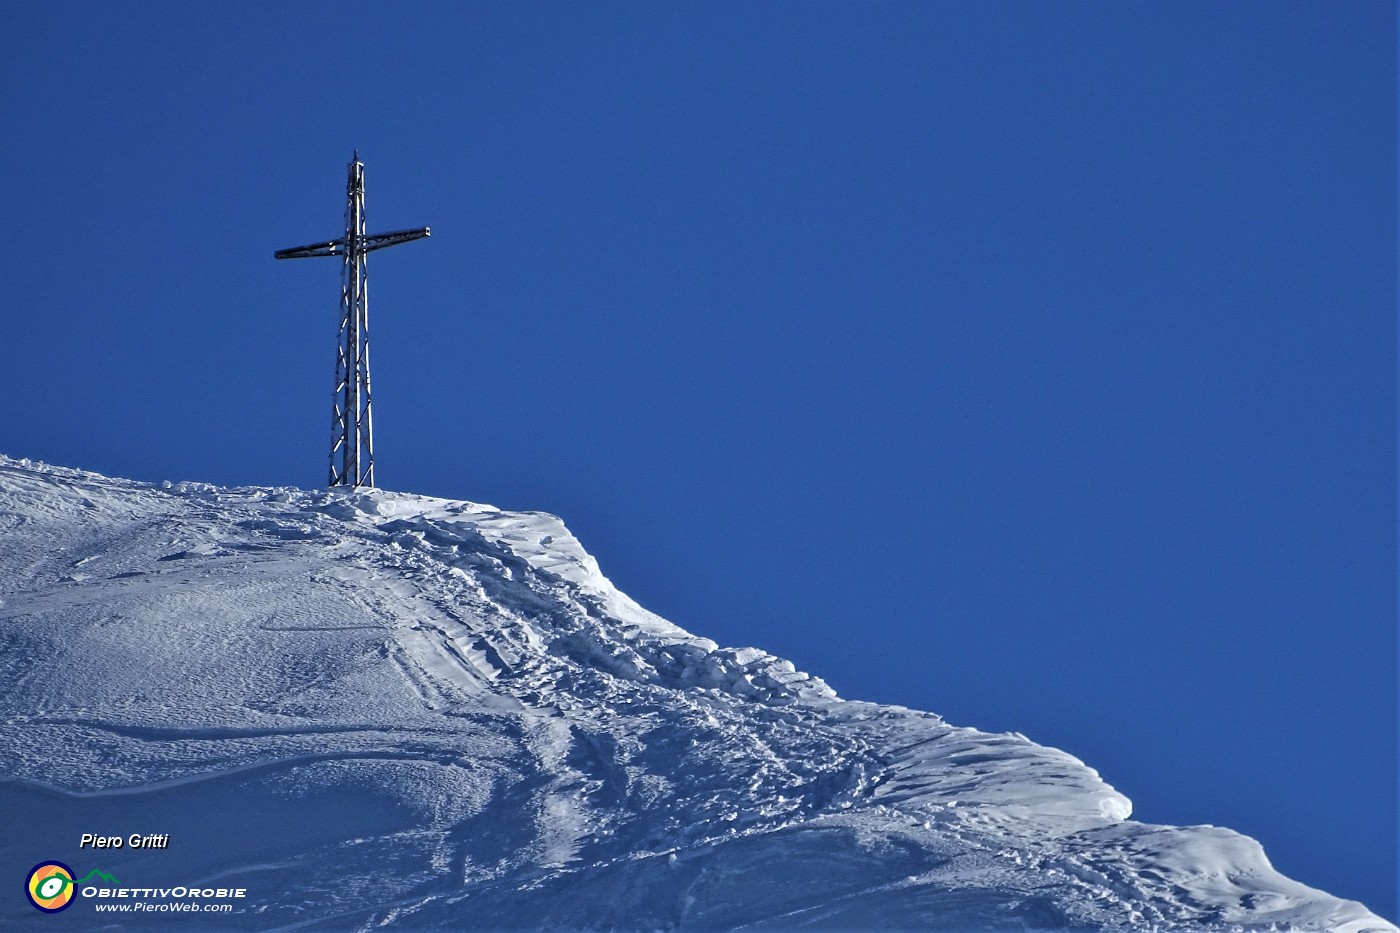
[75,869,121,886]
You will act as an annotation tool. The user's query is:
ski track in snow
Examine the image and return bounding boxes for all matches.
[0,456,1389,933]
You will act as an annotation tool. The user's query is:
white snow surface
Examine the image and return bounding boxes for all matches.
[0,456,1389,932]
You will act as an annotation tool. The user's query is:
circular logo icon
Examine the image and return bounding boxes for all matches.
[26,862,76,912]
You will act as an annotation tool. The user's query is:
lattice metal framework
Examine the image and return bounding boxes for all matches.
[276,153,429,487]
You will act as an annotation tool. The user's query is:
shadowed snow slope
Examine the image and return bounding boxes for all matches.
[0,457,1390,932]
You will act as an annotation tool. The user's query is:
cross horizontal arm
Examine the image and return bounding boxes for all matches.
[363,227,431,252]
[274,228,429,260]
[274,239,343,260]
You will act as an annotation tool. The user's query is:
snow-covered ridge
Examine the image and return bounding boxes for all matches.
[0,455,1391,932]
[316,485,836,705]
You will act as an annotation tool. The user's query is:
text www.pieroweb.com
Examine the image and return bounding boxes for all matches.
[94,902,235,913]
[85,886,245,914]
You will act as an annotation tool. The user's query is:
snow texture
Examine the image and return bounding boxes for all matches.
[0,456,1390,932]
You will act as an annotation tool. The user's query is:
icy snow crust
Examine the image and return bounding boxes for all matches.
[0,457,1389,933]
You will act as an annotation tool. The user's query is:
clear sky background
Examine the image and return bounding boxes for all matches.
[2,0,1394,918]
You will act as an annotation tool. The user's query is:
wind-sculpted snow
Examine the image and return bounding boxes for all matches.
[0,456,1389,932]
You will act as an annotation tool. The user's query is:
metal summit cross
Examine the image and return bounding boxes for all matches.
[275,152,429,488]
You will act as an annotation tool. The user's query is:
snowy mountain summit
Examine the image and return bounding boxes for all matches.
[0,457,1389,932]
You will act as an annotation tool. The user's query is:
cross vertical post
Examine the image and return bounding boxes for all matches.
[275,153,429,487]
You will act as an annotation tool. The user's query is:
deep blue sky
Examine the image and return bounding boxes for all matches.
[2,0,1394,918]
